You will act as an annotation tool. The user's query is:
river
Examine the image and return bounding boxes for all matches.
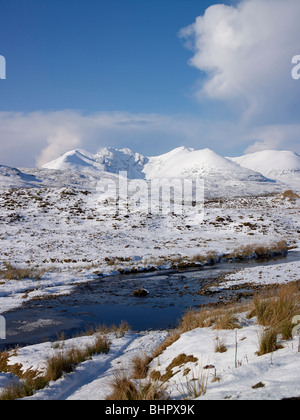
[1,251,300,350]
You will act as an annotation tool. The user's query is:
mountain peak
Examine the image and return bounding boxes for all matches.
[230,149,300,175]
[43,147,147,179]
[4,145,300,195]
[229,149,300,189]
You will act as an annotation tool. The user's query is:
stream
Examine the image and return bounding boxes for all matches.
[1,251,300,350]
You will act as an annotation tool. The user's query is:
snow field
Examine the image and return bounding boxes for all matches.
[0,146,300,400]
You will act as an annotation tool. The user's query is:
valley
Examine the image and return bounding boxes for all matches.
[0,146,300,400]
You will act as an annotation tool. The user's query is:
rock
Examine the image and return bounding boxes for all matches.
[203,364,215,370]
[252,382,265,389]
[133,288,149,297]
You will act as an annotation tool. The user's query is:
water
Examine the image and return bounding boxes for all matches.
[1,251,300,349]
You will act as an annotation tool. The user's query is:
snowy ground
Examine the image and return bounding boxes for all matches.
[220,254,300,289]
[1,313,300,400]
[0,186,299,314]
[149,321,300,401]
[0,168,300,400]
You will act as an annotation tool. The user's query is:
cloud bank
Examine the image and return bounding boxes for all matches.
[1,111,241,167]
[179,0,300,151]
[1,0,300,167]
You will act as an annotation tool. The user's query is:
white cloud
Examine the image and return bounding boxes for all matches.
[245,124,300,154]
[0,111,231,167]
[1,108,262,167]
[179,0,300,123]
[2,109,298,168]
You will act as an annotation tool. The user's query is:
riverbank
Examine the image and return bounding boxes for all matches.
[0,188,299,316]
[0,188,300,399]
[1,280,300,400]
[2,250,300,350]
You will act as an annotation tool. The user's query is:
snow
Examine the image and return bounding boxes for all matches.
[0,165,39,188]
[2,315,300,400]
[220,254,300,289]
[144,147,266,180]
[43,147,147,179]
[6,330,168,401]
[150,325,300,400]
[229,150,300,190]
[1,145,300,400]
[3,146,297,199]
[0,189,299,315]
[43,146,274,185]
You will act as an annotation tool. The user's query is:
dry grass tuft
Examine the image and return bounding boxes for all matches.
[179,306,242,333]
[106,371,166,401]
[0,263,45,281]
[248,283,300,340]
[0,334,111,400]
[215,336,227,353]
[94,321,130,338]
[281,190,300,201]
[184,369,209,399]
[257,327,282,356]
[213,310,241,331]
[166,354,198,373]
[131,354,152,380]
[228,241,288,261]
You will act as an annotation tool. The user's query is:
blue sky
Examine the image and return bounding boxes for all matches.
[0,0,300,167]
[0,0,228,114]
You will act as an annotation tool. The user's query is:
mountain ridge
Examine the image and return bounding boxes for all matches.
[1,146,299,197]
[229,149,300,189]
[42,146,270,183]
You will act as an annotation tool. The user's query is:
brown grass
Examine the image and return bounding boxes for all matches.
[131,354,152,380]
[184,369,209,399]
[248,283,300,340]
[93,321,130,338]
[166,354,198,373]
[106,371,166,401]
[228,241,288,261]
[215,336,227,353]
[179,306,242,333]
[179,308,213,332]
[257,327,283,356]
[281,190,300,201]
[0,334,111,400]
[0,263,45,281]
[213,310,241,331]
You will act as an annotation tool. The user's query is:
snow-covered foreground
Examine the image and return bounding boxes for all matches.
[1,311,300,400]
[150,322,300,401]
[17,330,168,401]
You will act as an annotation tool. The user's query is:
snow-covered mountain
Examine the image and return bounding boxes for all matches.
[2,146,300,197]
[143,147,269,182]
[43,146,269,181]
[229,150,300,189]
[39,146,282,198]
[0,165,39,188]
[43,148,147,179]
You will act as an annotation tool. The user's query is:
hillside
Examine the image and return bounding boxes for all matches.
[39,146,281,198]
[2,146,299,197]
[0,165,39,188]
[229,150,300,190]
[143,147,269,181]
[43,148,147,179]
